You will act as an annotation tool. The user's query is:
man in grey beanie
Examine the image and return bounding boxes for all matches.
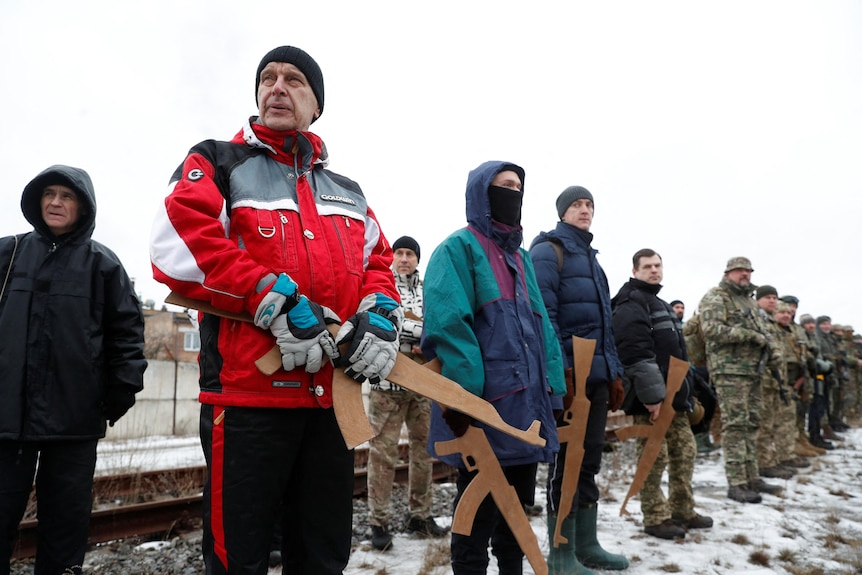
[151,46,400,575]
[529,186,629,572]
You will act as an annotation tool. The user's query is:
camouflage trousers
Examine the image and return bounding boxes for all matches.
[367,387,433,527]
[634,411,696,526]
[756,378,797,468]
[713,374,762,487]
[795,377,813,437]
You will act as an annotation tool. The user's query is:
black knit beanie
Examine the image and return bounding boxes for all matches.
[556,186,594,219]
[255,46,324,122]
[392,236,421,262]
[755,285,778,300]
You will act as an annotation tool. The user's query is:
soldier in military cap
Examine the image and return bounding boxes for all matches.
[697,257,782,503]
[753,285,800,479]
[778,297,821,457]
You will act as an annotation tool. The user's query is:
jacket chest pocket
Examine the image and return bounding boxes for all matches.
[330,215,363,277]
[242,210,299,273]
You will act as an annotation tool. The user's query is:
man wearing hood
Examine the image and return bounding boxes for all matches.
[698,257,781,504]
[0,165,146,575]
[530,186,629,573]
[611,249,712,541]
[150,46,399,574]
[421,161,565,575]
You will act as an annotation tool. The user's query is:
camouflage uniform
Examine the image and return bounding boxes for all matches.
[634,411,696,525]
[699,275,777,489]
[367,269,434,529]
[755,309,791,470]
[836,327,861,419]
[851,332,862,416]
[783,321,815,440]
[816,324,845,429]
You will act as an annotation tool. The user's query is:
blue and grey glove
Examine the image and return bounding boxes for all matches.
[254,273,302,329]
[335,293,403,384]
[254,273,340,373]
[271,297,340,372]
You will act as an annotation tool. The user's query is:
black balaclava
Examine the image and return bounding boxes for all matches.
[488,185,522,226]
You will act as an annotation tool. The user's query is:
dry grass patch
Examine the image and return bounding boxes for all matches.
[417,539,450,575]
[730,533,751,545]
[748,549,771,567]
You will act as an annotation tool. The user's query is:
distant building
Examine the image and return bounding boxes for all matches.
[143,308,200,363]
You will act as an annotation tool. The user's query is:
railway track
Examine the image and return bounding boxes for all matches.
[12,444,456,559]
[13,414,630,559]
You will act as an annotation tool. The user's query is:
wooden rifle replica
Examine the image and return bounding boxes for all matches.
[436,425,548,575]
[613,356,688,516]
[552,336,596,547]
[165,292,545,450]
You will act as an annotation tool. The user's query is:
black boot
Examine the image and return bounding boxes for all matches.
[371,525,393,551]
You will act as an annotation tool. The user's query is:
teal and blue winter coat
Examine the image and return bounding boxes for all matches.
[421,161,565,468]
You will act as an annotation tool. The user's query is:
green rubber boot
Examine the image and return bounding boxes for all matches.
[574,504,629,570]
[546,513,596,575]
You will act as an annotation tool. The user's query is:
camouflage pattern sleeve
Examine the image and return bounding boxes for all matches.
[698,287,765,347]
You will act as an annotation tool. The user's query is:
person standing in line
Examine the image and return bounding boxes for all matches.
[422,160,565,575]
[670,300,685,324]
[530,186,629,573]
[777,297,822,458]
[611,249,713,540]
[752,285,804,479]
[682,310,721,455]
[367,235,446,551]
[799,314,834,451]
[698,257,782,504]
[814,316,845,441]
[0,165,147,575]
[150,46,400,575]
[772,300,819,461]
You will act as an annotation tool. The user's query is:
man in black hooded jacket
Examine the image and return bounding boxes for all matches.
[611,249,712,540]
[0,165,146,575]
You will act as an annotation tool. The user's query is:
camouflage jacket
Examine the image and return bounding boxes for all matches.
[698,279,776,376]
[782,322,815,384]
[759,310,787,388]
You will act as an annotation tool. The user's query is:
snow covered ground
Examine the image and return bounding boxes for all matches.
[93,428,862,574]
[344,428,862,575]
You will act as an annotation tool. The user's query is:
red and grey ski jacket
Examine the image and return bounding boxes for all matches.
[151,118,396,409]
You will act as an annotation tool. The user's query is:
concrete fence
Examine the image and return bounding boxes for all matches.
[106,360,201,439]
[104,361,374,440]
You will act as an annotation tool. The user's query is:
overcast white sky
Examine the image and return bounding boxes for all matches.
[2,1,860,328]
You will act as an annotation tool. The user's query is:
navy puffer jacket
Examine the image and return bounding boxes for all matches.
[529,222,622,386]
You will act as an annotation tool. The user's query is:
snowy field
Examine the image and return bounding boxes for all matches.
[343,428,862,575]
[91,427,862,574]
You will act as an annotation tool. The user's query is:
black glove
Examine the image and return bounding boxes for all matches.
[103,386,137,427]
[335,294,403,384]
[442,409,473,437]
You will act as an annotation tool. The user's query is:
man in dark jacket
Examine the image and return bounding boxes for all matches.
[530,185,628,573]
[611,249,712,540]
[0,165,146,575]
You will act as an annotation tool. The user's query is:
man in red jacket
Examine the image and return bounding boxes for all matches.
[150,46,400,575]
